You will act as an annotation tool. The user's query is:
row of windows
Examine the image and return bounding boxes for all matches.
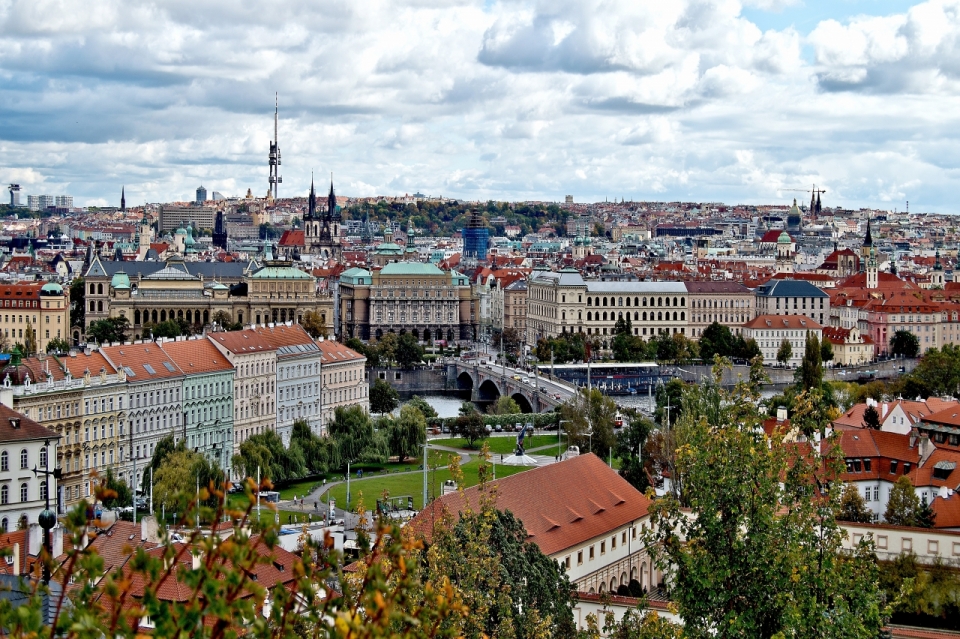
[587,296,686,308]
[570,526,640,566]
[0,482,44,504]
[586,311,686,323]
[0,448,47,472]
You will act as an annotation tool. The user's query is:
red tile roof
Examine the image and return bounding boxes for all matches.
[316,339,364,365]
[0,403,60,444]
[409,454,651,556]
[100,344,184,381]
[160,338,234,375]
[743,314,823,330]
[931,492,960,529]
[208,329,278,356]
[58,350,117,378]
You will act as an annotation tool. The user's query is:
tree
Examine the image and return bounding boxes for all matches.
[236,429,307,483]
[821,336,835,364]
[559,388,617,455]
[891,329,921,358]
[654,378,685,428]
[100,468,132,510]
[795,332,823,390]
[212,310,241,331]
[487,396,521,415]
[388,404,427,463]
[370,378,399,415]
[69,277,85,329]
[839,483,874,523]
[149,319,184,339]
[862,404,881,429]
[452,403,487,448]
[905,344,960,398]
[735,336,762,362]
[645,360,886,638]
[699,321,735,361]
[613,413,653,493]
[301,310,328,339]
[346,337,380,367]
[499,326,523,358]
[916,496,937,529]
[328,405,380,465]
[776,337,793,366]
[396,332,424,368]
[407,395,438,421]
[425,464,577,638]
[377,332,399,366]
[45,336,71,353]
[87,316,130,344]
[23,321,37,355]
[153,449,207,515]
[885,475,922,526]
[141,433,180,494]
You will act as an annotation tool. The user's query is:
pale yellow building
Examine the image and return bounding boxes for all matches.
[0,282,70,352]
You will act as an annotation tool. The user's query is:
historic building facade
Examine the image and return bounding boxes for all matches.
[0,405,59,532]
[339,262,478,343]
[252,324,322,444]
[0,282,70,352]
[685,281,755,338]
[303,178,342,261]
[82,253,333,342]
[317,339,367,432]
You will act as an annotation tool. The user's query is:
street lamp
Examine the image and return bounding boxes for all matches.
[32,439,61,586]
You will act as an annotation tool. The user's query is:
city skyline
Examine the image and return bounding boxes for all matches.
[3,0,960,211]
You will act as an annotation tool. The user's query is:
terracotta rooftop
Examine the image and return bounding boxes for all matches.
[0,404,60,444]
[316,339,364,365]
[409,454,651,557]
[58,350,117,379]
[160,338,234,375]
[743,314,823,330]
[208,329,278,356]
[100,344,184,382]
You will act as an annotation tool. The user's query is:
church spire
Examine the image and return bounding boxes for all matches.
[864,215,873,247]
[120,186,126,212]
[307,173,316,221]
[328,174,337,220]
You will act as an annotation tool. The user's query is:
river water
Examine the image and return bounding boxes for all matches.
[415,389,780,419]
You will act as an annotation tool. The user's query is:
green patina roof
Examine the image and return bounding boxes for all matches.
[376,243,404,254]
[342,267,372,278]
[379,262,446,276]
[111,272,131,289]
[250,266,314,280]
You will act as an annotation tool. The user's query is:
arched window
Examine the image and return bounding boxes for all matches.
[39,447,46,468]
[0,518,6,532]
[97,283,103,295]
[626,297,631,307]
[602,298,608,307]
[587,298,592,306]
[673,312,678,321]
[20,483,27,503]
[665,297,671,307]
[0,486,6,505]
[673,297,679,306]
[642,312,647,321]
[89,301,95,312]
[97,301,103,312]
[681,298,686,307]
[618,297,623,306]
[0,451,7,472]
[634,297,639,306]
[681,312,686,321]
[578,311,582,320]
[19,449,27,469]
[634,312,639,320]
[89,283,95,295]
[657,312,662,321]
[618,312,623,320]
[602,312,607,321]
[561,311,566,320]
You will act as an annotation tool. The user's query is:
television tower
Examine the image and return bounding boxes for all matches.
[268,94,282,199]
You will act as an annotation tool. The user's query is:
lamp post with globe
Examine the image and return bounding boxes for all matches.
[32,438,61,585]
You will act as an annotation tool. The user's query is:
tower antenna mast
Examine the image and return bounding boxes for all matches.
[268,93,282,199]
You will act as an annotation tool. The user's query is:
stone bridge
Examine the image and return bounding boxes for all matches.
[450,362,577,414]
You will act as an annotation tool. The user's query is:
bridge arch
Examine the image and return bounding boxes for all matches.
[510,393,533,413]
[478,379,501,401]
[457,372,475,392]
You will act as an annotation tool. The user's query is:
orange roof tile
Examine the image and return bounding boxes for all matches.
[410,454,651,556]
[208,329,278,355]
[100,344,184,381]
[160,339,234,375]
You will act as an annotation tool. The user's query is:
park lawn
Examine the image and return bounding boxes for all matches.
[433,434,560,455]
[323,458,532,511]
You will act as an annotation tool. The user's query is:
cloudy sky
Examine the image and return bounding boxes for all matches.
[2,0,959,211]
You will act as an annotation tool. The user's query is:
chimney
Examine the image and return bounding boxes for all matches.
[52,525,63,559]
[27,523,42,557]
[919,433,934,463]
[141,515,159,543]
[881,402,888,419]
[866,397,877,409]
[192,550,202,570]
[940,485,949,499]
[11,542,19,576]
[776,407,787,423]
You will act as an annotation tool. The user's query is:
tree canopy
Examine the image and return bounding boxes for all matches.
[370,378,399,414]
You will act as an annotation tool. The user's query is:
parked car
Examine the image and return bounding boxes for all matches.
[494,424,503,432]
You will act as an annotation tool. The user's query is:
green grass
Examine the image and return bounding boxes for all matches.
[323,458,532,511]
[432,434,560,455]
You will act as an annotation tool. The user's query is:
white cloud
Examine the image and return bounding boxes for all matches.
[0,0,959,211]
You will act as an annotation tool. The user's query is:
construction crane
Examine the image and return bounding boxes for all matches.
[780,184,826,196]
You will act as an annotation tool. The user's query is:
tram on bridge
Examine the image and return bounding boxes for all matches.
[537,363,670,395]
